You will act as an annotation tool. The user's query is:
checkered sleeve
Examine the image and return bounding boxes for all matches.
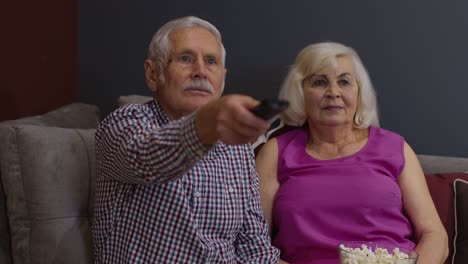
[96,104,210,184]
[234,146,280,263]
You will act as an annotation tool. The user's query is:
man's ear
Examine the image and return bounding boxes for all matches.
[144,59,159,93]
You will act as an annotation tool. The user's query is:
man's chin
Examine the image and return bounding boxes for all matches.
[187,92,220,102]
[182,97,211,110]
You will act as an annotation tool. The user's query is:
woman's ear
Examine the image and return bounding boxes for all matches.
[144,59,159,93]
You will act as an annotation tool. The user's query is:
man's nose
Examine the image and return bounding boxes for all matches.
[191,58,207,79]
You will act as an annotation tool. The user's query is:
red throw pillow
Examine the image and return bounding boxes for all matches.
[425,173,468,264]
[453,179,468,264]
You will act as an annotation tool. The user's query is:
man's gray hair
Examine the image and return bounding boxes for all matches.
[279,42,379,129]
[148,16,226,84]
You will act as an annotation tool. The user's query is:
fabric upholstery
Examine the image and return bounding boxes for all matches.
[425,173,468,264]
[0,102,99,129]
[116,94,153,107]
[418,155,468,174]
[0,102,99,264]
[0,178,10,264]
[453,179,468,264]
[0,125,95,264]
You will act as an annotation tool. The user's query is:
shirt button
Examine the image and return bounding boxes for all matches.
[228,187,234,192]
[195,191,201,197]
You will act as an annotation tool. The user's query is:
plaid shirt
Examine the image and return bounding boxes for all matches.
[92,99,279,263]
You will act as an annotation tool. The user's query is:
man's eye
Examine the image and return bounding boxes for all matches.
[206,58,216,65]
[178,55,192,63]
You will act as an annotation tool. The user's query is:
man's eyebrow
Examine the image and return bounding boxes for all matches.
[204,53,220,60]
[174,50,219,59]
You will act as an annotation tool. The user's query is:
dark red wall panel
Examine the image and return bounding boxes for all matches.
[0,0,77,121]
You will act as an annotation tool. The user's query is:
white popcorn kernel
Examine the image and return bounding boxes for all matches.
[339,243,414,264]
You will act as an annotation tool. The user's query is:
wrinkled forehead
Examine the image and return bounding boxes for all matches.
[169,26,220,47]
[304,54,355,78]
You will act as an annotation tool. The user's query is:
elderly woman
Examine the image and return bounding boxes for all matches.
[256,42,448,264]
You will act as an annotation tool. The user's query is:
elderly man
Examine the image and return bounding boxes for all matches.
[91,16,281,263]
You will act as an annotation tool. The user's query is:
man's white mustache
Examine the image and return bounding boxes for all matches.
[183,79,214,94]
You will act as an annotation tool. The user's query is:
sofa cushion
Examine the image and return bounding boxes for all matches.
[418,155,468,174]
[425,173,468,264]
[453,179,468,264]
[0,102,100,129]
[0,125,95,264]
[0,102,99,263]
[0,179,10,264]
[117,94,153,107]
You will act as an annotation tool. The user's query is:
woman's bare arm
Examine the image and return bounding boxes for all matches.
[399,141,449,264]
[255,138,280,236]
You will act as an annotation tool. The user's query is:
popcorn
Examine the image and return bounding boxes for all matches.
[339,243,414,264]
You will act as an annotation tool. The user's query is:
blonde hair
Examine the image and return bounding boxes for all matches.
[279,42,379,128]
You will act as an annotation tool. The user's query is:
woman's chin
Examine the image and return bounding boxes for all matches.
[317,119,350,127]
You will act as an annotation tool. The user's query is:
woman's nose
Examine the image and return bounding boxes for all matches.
[325,84,341,98]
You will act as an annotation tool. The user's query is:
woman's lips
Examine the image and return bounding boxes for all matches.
[323,106,343,110]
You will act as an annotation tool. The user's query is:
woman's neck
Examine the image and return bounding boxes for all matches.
[306,123,369,159]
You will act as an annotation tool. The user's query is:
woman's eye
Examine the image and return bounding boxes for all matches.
[338,80,350,86]
[313,80,327,86]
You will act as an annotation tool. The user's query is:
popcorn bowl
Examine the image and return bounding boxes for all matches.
[339,241,418,264]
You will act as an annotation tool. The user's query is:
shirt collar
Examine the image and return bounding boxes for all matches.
[148,97,171,126]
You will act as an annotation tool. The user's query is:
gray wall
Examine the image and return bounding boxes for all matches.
[79,0,468,157]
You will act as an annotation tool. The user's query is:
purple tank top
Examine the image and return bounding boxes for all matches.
[273,126,415,264]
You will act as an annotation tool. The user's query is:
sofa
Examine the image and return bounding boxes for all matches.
[0,102,100,264]
[0,96,467,264]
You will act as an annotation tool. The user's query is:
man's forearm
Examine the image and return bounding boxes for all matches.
[97,108,210,184]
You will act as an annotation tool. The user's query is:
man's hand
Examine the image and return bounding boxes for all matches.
[195,95,271,145]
